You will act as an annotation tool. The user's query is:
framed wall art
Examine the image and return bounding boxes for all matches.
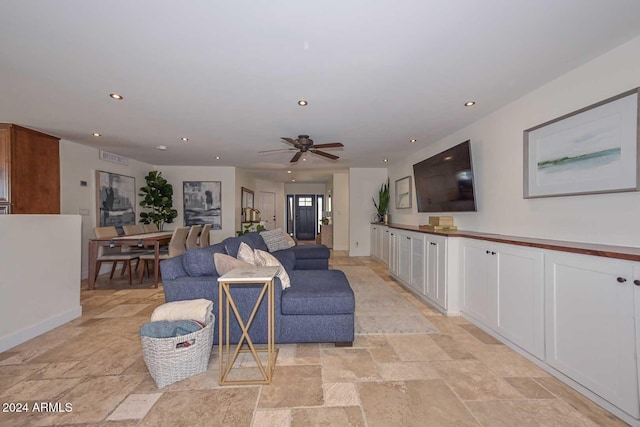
[524,88,639,198]
[183,181,222,229]
[395,176,412,209]
[96,170,136,233]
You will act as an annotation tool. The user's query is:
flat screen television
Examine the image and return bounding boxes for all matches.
[412,140,477,212]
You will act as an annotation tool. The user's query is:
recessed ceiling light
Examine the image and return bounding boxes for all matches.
[464,101,476,107]
[92,133,101,137]
[410,139,417,143]
[383,158,389,163]
[215,156,220,160]
[181,137,189,142]
[109,93,123,100]
[292,179,296,182]
[156,145,167,151]
[444,156,453,161]
[298,100,308,106]
[287,170,292,174]
[302,158,306,161]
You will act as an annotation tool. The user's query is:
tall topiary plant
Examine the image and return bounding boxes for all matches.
[138,171,178,230]
[373,177,390,222]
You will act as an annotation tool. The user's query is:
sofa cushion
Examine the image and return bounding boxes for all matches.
[270,250,296,271]
[254,249,291,290]
[214,253,253,275]
[260,229,295,252]
[281,270,354,315]
[222,232,269,257]
[182,243,227,277]
[284,244,330,260]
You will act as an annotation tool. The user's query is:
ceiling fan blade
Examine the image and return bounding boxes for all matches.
[290,151,303,162]
[311,150,339,160]
[281,137,299,146]
[312,142,344,149]
[258,148,296,153]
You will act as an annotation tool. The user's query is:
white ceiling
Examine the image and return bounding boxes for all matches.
[2,1,640,183]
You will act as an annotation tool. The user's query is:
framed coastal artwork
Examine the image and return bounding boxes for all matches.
[183,181,222,229]
[524,88,639,198]
[96,171,136,233]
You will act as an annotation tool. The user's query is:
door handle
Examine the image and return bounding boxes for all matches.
[616,277,627,283]
[634,279,640,286]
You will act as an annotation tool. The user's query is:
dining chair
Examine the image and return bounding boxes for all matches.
[198,223,212,248]
[94,226,140,286]
[139,226,190,283]
[186,224,202,250]
[143,223,159,233]
[123,224,145,235]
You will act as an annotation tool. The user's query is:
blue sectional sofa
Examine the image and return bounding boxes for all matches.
[160,232,355,346]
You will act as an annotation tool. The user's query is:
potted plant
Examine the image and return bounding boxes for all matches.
[373,178,390,223]
[138,171,178,230]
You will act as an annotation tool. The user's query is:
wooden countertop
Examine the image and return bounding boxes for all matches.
[372,222,640,262]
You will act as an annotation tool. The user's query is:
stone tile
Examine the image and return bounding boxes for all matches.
[94,304,151,318]
[431,334,475,360]
[28,374,146,425]
[252,409,291,427]
[418,316,468,335]
[377,361,440,381]
[258,365,323,408]
[27,361,80,380]
[321,348,380,382]
[0,377,81,401]
[323,382,360,407]
[386,334,451,362]
[0,363,48,390]
[140,388,258,427]
[431,359,522,401]
[291,406,365,427]
[504,377,555,399]
[465,399,601,427]
[369,346,401,364]
[61,336,141,378]
[106,392,163,421]
[535,377,629,426]
[358,379,479,427]
[472,346,549,378]
[353,335,391,348]
[0,351,18,363]
[459,323,503,344]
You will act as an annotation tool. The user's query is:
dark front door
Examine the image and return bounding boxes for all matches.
[295,195,316,240]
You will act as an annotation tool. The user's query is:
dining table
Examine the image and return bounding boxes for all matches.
[88,230,174,290]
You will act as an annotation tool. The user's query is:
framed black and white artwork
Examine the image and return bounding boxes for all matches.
[183,181,222,229]
[96,170,136,234]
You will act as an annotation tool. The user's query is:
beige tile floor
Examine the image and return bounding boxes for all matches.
[0,251,629,426]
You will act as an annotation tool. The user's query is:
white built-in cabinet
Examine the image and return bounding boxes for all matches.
[544,252,639,419]
[461,239,544,359]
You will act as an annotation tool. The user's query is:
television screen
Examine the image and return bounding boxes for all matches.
[412,140,476,212]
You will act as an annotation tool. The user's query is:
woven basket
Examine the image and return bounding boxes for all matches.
[141,313,214,388]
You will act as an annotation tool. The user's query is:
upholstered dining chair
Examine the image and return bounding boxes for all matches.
[185,224,202,250]
[93,226,141,286]
[142,223,159,233]
[139,226,189,283]
[198,223,212,248]
[123,224,145,235]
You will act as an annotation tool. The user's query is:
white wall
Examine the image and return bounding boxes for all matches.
[158,166,237,243]
[349,168,388,256]
[332,171,350,250]
[283,182,327,195]
[0,215,82,352]
[235,168,257,231]
[59,140,152,278]
[255,179,285,230]
[388,35,640,247]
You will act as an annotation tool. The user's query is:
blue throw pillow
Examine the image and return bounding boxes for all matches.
[182,243,227,277]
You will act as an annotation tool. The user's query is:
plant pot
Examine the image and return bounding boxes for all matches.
[383,213,389,224]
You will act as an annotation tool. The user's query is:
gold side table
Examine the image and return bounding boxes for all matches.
[217,266,279,385]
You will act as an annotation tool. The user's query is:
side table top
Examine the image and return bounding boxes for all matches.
[217,266,279,282]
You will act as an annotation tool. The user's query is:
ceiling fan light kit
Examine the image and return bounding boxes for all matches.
[259,134,344,163]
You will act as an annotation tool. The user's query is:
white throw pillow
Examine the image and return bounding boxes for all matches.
[151,299,213,324]
[237,242,257,265]
[260,228,296,252]
[214,253,253,276]
[254,249,291,290]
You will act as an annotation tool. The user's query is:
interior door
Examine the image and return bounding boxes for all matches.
[295,194,315,240]
[258,191,276,230]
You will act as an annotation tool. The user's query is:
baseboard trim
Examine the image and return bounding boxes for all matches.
[0,306,83,353]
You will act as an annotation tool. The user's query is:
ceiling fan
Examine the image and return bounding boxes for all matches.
[259,135,344,162]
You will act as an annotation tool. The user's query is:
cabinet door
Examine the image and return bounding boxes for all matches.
[461,239,495,326]
[370,225,378,259]
[398,233,411,284]
[389,231,398,275]
[382,228,390,265]
[430,236,448,309]
[494,243,544,358]
[425,240,437,299]
[410,234,424,293]
[545,252,638,417]
[0,128,9,206]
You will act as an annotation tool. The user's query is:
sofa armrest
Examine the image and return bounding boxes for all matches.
[159,256,187,281]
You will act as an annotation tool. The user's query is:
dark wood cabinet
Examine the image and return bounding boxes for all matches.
[0,124,60,214]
